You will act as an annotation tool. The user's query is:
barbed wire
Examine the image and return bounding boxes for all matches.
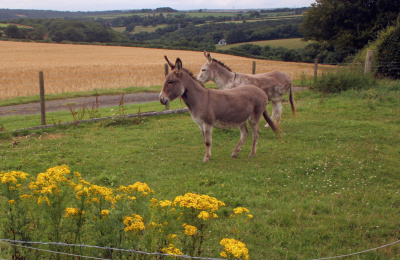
[1,238,400,260]
[0,239,224,260]
[312,239,400,260]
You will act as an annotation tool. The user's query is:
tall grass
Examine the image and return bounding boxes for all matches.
[310,67,378,93]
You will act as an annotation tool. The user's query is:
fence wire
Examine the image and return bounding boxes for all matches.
[1,238,400,260]
[0,239,224,260]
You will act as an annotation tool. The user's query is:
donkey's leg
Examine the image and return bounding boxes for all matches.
[248,117,260,157]
[232,123,249,158]
[265,100,282,127]
[200,124,213,162]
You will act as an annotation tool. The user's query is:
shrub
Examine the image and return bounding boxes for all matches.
[376,24,400,79]
[310,67,377,93]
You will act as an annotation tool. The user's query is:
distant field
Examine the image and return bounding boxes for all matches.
[113,24,168,34]
[217,38,310,50]
[0,41,332,101]
[0,23,33,29]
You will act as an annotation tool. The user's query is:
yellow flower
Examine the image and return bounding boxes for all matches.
[159,200,172,207]
[233,207,250,215]
[198,211,211,220]
[0,171,29,184]
[65,207,85,218]
[183,224,197,236]
[123,214,145,232]
[247,214,253,219]
[220,238,249,260]
[20,194,33,200]
[100,210,109,218]
[8,200,16,205]
[162,246,183,255]
[173,193,225,212]
[117,182,153,196]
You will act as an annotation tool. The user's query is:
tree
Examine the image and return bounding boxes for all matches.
[377,24,400,78]
[126,23,135,32]
[226,29,247,44]
[300,0,400,52]
[4,25,20,38]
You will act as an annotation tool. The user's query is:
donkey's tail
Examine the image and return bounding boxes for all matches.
[289,82,297,117]
[263,110,281,139]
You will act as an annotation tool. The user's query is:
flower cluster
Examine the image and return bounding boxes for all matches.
[162,246,183,256]
[183,224,197,236]
[28,165,72,205]
[231,207,253,220]
[0,171,29,186]
[220,238,249,260]
[173,193,225,212]
[123,214,146,232]
[117,182,153,197]
[198,210,218,220]
[1,166,254,259]
[65,207,85,218]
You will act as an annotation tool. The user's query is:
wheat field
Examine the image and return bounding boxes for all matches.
[0,41,329,101]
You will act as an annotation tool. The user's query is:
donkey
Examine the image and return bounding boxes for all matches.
[197,51,296,126]
[160,56,280,162]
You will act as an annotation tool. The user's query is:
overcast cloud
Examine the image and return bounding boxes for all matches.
[1,0,316,12]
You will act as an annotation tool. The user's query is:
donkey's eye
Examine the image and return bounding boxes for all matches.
[202,69,207,72]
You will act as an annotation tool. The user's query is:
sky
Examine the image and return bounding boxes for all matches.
[1,0,316,12]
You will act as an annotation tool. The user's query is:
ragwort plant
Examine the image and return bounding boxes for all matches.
[0,165,251,259]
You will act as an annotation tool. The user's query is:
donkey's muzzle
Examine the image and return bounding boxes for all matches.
[159,92,170,105]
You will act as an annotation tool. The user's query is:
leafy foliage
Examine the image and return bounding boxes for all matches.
[300,0,400,53]
[310,67,377,93]
[376,24,400,79]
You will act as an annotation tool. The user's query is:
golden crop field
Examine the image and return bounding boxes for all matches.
[0,41,332,101]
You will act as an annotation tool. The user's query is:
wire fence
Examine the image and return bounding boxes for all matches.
[1,238,399,260]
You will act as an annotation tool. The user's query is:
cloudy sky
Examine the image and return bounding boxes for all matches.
[1,0,316,12]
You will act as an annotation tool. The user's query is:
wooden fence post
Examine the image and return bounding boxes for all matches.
[314,59,319,81]
[164,63,169,110]
[252,61,256,74]
[364,50,373,74]
[39,71,46,126]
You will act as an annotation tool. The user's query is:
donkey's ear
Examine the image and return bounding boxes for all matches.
[175,58,183,71]
[165,56,175,69]
[204,51,212,62]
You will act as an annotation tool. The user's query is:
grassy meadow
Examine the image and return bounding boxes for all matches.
[1,83,400,258]
[216,38,310,51]
[0,41,331,102]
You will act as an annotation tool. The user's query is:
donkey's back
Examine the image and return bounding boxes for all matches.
[207,85,268,127]
[236,71,292,99]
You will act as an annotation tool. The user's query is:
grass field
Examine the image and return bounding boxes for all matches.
[0,41,332,102]
[1,86,400,259]
[216,38,311,50]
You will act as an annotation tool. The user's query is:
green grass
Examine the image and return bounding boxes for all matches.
[1,84,400,259]
[113,24,169,34]
[217,38,310,51]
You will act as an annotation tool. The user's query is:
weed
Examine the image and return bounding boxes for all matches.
[311,67,377,93]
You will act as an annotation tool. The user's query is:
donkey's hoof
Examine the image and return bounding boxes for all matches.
[264,123,270,128]
[248,154,255,158]
[231,154,238,159]
[203,157,210,162]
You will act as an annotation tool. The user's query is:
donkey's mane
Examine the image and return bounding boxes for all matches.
[212,58,232,72]
[182,67,206,88]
